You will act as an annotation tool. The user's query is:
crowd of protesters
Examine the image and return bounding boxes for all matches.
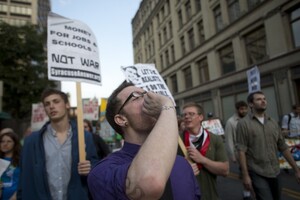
[0,87,299,200]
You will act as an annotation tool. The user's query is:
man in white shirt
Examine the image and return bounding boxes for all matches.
[281,104,300,138]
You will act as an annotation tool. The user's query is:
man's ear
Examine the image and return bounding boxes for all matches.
[66,102,71,110]
[114,114,127,127]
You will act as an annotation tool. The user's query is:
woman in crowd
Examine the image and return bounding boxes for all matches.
[83,119,111,159]
[0,129,21,200]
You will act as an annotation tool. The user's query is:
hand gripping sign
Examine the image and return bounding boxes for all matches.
[48,12,101,161]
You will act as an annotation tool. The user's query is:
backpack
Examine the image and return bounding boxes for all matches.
[286,113,292,130]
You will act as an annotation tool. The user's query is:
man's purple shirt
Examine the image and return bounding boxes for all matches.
[88,142,201,200]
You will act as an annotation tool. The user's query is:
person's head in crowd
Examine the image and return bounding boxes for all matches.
[207,112,213,119]
[247,91,266,113]
[177,116,185,132]
[0,128,14,135]
[0,129,21,167]
[41,88,70,122]
[105,81,135,137]
[292,104,300,116]
[235,101,248,118]
[84,119,93,133]
[182,102,204,134]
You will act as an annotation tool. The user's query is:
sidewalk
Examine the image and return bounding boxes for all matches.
[217,161,300,200]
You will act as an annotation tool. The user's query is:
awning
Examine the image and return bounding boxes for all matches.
[0,112,11,119]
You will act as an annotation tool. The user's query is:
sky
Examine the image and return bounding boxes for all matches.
[51,0,141,106]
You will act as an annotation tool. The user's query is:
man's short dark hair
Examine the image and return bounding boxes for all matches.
[106,81,134,136]
[41,88,69,104]
[247,91,264,104]
[235,101,248,110]
[292,104,300,110]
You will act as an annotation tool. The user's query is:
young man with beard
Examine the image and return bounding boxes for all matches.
[180,102,229,200]
[88,81,200,200]
[18,89,98,200]
[236,91,300,200]
[225,101,248,163]
[224,101,251,199]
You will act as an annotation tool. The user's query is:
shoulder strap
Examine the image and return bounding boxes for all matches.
[288,113,292,130]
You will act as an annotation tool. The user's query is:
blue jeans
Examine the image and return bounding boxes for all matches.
[249,171,281,200]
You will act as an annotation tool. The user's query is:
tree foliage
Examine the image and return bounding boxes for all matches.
[0,22,56,119]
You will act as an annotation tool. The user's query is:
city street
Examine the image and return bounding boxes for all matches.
[217,161,300,200]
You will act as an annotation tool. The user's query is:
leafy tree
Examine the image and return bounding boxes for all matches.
[0,22,56,119]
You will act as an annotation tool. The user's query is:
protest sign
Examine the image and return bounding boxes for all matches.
[247,66,261,94]
[47,12,101,161]
[83,98,99,121]
[47,12,101,85]
[31,103,49,131]
[0,159,10,177]
[121,63,175,105]
[202,119,224,135]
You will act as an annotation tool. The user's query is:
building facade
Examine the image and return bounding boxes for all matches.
[132,0,300,122]
[0,0,50,29]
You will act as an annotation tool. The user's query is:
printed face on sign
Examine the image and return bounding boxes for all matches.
[123,66,142,85]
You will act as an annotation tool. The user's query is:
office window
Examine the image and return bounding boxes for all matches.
[214,5,223,32]
[160,54,164,69]
[171,74,178,93]
[178,10,183,28]
[244,26,267,65]
[161,6,165,18]
[183,66,193,89]
[158,33,162,47]
[185,0,192,20]
[195,0,201,12]
[165,50,170,66]
[247,0,263,10]
[148,44,151,57]
[169,21,173,37]
[166,0,170,14]
[227,0,240,22]
[171,45,175,63]
[197,20,205,44]
[188,28,195,50]
[180,36,186,55]
[197,58,209,84]
[219,44,236,74]
[291,6,300,48]
[156,13,160,25]
[163,26,167,42]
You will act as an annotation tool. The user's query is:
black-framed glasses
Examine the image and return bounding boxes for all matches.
[117,91,147,114]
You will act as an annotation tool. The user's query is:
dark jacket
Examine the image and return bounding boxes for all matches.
[17,121,98,200]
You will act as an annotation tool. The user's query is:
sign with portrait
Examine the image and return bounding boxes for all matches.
[31,103,49,131]
[82,98,99,121]
[121,63,175,105]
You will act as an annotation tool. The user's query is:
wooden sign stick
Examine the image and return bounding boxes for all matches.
[76,82,86,162]
[178,136,193,163]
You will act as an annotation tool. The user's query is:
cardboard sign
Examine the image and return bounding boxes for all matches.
[31,103,49,131]
[247,66,261,93]
[121,63,175,105]
[47,12,101,85]
[202,119,224,135]
[83,98,99,121]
